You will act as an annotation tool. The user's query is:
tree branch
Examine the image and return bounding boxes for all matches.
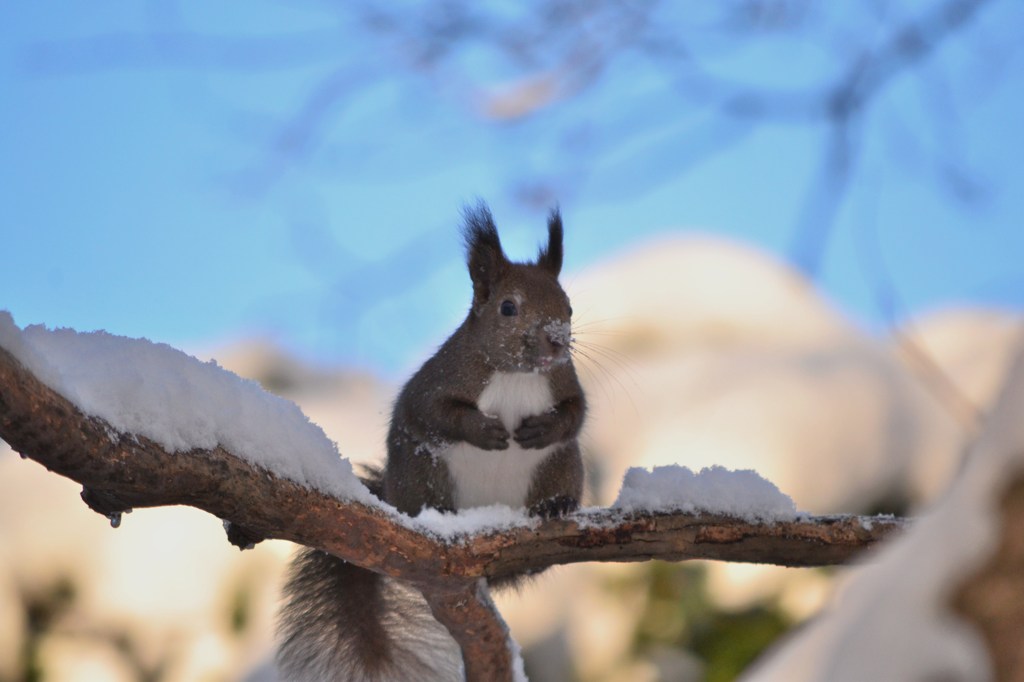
[423,582,517,682]
[0,343,905,681]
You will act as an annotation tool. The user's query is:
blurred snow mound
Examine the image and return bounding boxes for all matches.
[744,340,1024,682]
[569,235,1020,515]
[568,234,851,351]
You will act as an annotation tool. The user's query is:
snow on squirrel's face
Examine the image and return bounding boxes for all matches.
[473,265,574,373]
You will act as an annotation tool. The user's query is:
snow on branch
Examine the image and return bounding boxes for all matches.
[0,315,905,681]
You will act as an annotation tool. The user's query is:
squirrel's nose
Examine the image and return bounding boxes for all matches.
[543,320,571,353]
[544,320,571,344]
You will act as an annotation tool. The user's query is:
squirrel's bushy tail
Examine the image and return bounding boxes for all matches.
[276,548,464,681]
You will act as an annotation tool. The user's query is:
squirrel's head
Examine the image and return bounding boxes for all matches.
[462,203,573,373]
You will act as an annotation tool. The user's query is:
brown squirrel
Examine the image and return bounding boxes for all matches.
[276,203,586,681]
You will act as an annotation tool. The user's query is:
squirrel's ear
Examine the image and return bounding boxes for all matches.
[462,202,508,309]
[536,207,563,276]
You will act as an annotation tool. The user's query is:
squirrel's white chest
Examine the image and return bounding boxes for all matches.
[441,371,557,510]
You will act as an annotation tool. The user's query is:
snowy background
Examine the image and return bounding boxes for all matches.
[2,240,1021,680]
[2,2,1023,680]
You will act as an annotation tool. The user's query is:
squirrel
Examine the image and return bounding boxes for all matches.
[276,203,586,681]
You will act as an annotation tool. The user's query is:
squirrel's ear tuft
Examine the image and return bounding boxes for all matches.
[462,202,508,309]
[536,207,563,276]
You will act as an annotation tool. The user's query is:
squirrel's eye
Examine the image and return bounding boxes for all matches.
[500,300,518,317]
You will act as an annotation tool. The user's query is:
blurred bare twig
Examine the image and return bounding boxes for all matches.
[20,0,1007,438]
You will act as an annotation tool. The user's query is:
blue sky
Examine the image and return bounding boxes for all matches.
[2,2,1022,377]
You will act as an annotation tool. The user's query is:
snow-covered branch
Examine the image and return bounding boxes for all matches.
[0,317,905,681]
[0,338,904,569]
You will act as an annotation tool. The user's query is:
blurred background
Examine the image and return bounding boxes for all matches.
[2,1,1023,680]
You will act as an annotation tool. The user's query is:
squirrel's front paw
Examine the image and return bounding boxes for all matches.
[463,412,510,450]
[514,412,561,449]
